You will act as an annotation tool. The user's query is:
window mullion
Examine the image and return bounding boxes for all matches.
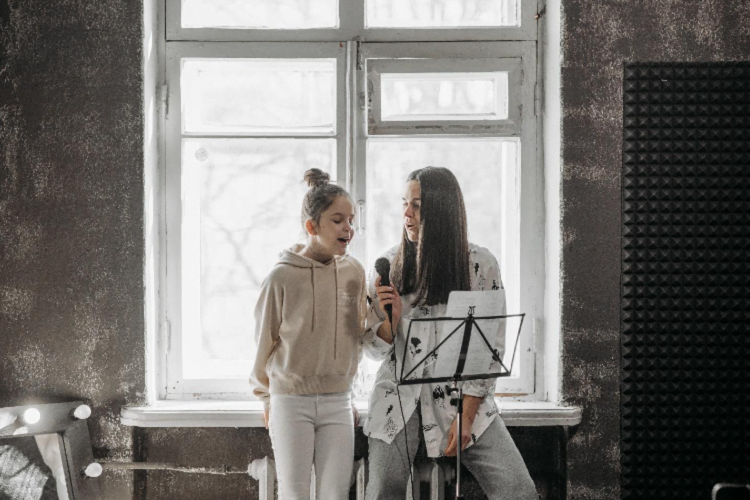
[348,41,369,265]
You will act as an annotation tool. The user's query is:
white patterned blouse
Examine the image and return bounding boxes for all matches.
[362,243,506,458]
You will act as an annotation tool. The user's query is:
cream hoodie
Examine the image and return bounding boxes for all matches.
[250,245,367,409]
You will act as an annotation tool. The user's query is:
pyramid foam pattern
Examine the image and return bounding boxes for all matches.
[621,63,750,499]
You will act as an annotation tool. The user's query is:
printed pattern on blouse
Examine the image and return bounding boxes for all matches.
[362,244,506,458]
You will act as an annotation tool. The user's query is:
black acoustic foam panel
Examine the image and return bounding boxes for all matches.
[621,63,750,500]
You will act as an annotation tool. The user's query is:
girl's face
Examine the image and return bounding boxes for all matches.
[307,195,355,258]
[402,180,421,242]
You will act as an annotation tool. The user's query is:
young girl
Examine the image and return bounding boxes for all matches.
[250,168,367,500]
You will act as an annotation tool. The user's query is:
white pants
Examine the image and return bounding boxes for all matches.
[269,393,354,500]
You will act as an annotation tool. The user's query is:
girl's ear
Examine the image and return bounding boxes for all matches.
[304,218,318,236]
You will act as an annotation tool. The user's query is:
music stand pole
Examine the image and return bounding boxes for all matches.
[449,381,465,500]
[450,313,475,500]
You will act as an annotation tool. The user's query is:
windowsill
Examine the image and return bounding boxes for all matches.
[121,400,581,428]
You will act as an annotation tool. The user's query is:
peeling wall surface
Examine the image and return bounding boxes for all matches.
[136,427,564,499]
[560,0,750,498]
[0,0,145,497]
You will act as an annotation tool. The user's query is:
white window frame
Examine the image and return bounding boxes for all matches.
[158,0,543,401]
[353,41,539,395]
[166,0,537,42]
[164,42,348,399]
[366,56,523,134]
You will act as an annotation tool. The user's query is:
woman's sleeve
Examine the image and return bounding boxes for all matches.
[463,251,505,399]
[249,272,284,410]
[362,266,394,362]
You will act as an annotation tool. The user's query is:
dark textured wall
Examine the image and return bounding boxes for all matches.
[138,425,563,499]
[560,1,750,498]
[0,0,144,497]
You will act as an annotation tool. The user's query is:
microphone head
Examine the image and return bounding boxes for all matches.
[374,257,391,287]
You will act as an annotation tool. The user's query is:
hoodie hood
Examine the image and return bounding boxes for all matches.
[278,244,331,269]
[278,243,357,268]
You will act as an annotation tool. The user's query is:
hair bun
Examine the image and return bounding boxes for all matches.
[303,168,331,188]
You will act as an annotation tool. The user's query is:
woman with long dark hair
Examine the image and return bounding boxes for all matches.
[362,167,537,500]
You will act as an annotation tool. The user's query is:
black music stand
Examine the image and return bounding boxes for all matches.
[397,309,525,500]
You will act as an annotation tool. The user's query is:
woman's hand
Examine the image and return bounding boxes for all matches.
[375,276,402,342]
[444,394,482,456]
[444,414,473,456]
[263,409,270,429]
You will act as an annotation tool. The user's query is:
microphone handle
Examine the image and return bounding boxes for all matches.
[385,304,393,329]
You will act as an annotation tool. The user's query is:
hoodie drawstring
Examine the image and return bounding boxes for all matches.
[334,259,339,359]
[310,266,316,333]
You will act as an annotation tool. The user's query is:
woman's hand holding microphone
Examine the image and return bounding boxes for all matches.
[375,275,402,344]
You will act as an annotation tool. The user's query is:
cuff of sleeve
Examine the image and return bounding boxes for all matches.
[369,322,392,351]
[462,383,490,399]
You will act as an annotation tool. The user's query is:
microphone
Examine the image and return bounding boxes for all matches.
[374,257,393,328]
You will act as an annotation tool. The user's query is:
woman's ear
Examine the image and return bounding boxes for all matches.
[304,218,318,236]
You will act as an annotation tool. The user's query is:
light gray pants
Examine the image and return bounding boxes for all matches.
[366,410,538,500]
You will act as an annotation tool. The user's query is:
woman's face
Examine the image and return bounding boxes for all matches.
[309,195,355,256]
[402,180,421,242]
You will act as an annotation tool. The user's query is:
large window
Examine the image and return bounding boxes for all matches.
[161,0,541,400]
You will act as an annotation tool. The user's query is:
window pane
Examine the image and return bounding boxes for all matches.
[182,59,336,135]
[366,139,515,265]
[182,0,339,29]
[380,72,508,121]
[364,138,519,384]
[182,138,336,379]
[366,0,519,28]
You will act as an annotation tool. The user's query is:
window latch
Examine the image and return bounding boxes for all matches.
[160,84,169,118]
[356,200,366,236]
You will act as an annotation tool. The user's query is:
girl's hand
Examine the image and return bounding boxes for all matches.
[352,405,360,427]
[375,276,402,331]
[263,409,270,429]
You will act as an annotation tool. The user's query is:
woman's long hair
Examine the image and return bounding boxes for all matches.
[391,167,471,306]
